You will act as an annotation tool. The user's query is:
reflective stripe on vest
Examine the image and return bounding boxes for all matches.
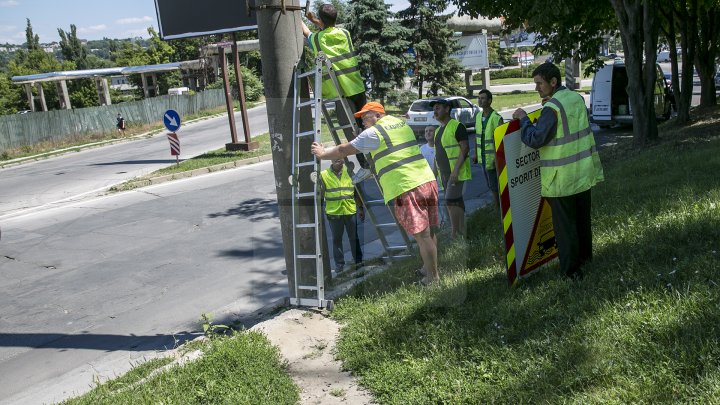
[539,89,604,197]
[320,166,357,215]
[475,110,502,170]
[369,115,436,203]
[309,27,365,99]
[436,119,471,183]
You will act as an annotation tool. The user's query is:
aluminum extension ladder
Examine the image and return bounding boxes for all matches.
[288,53,413,309]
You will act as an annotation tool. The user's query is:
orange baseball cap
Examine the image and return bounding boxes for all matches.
[354,101,385,118]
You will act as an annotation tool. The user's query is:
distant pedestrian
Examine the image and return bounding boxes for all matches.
[116,113,126,134]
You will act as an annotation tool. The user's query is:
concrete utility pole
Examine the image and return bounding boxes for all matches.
[256,0,329,300]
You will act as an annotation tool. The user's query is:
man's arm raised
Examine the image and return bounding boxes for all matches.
[311,142,360,160]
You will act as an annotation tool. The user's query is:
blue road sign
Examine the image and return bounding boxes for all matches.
[163,109,181,132]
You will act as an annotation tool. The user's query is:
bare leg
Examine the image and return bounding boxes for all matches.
[447,205,466,239]
[414,227,438,282]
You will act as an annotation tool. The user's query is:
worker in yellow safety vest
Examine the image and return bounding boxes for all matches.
[474,89,503,208]
[302,4,371,184]
[431,98,471,239]
[319,159,364,273]
[512,63,604,279]
[311,102,441,285]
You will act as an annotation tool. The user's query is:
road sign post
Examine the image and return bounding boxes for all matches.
[164,110,182,166]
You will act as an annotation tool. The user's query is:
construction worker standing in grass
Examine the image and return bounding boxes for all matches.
[319,158,364,274]
[513,63,604,280]
[431,98,471,239]
[474,89,504,208]
[302,3,372,184]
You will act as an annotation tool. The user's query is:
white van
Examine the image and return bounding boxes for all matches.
[590,61,674,127]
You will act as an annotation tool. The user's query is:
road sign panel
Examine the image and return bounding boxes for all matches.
[167,132,181,156]
[163,110,181,132]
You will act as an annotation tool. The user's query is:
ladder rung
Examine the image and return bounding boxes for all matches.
[365,199,385,205]
[384,254,413,260]
[387,245,408,250]
[296,192,316,198]
[298,100,317,108]
[324,97,342,103]
[296,224,316,229]
[377,223,398,228]
[296,254,318,259]
[296,161,317,168]
[298,285,319,291]
[329,124,354,131]
[296,130,316,137]
[298,70,316,78]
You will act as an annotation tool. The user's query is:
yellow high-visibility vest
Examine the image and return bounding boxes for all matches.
[475,110,502,170]
[309,27,365,99]
[540,88,604,197]
[436,118,471,183]
[320,166,356,215]
[368,115,436,203]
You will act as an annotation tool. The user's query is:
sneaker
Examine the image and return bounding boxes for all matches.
[416,267,427,277]
[351,168,373,184]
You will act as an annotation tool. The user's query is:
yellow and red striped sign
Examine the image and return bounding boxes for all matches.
[493,110,558,285]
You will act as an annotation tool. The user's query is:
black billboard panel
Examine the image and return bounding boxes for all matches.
[154,0,257,40]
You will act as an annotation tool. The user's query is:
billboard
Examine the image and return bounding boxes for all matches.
[154,0,258,40]
[450,33,488,70]
[493,110,559,285]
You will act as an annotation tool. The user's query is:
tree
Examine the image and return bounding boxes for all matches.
[58,25,89,70]
[398,0,463,98]
[658,0,698,124]
[694,0,719,106]
[345,0,414,101]
[114,27,180,97]
[313,0,349,25]
[452,0,663,145]
[609,0,661,144]
[24,19,40,51]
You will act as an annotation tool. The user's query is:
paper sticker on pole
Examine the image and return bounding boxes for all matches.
[163,109,181,132]
[494,109,558,285]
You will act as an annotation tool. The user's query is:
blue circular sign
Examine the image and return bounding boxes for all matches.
[163,109,181,132]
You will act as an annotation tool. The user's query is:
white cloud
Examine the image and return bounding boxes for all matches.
[0,0,20,7]
[78,24,108,34]
[123,28,151,38]
[0,24,16,32]
[116,16,153,25]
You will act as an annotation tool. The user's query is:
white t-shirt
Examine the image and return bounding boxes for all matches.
[419,143,435,171]
[349,127,381,153]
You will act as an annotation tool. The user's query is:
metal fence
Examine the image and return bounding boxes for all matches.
[0,89,226,153]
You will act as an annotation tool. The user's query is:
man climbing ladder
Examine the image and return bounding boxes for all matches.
[302,3,372,184]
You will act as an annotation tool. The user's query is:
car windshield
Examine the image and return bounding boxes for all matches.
[410,100,434,112]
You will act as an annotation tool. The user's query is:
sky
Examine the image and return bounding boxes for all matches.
[0,0,411,45]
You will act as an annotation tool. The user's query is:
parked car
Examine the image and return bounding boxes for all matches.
[590,60,674,127]
[489,63,504,69]
[657,51,671,63]
[715,71,720,87]
[405,96,480,137]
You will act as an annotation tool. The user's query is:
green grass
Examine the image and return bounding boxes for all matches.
[330,110,720,403]
[64,331,300,405]
[493,91,545,110]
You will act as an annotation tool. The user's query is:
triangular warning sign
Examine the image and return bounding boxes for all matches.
[520,198,558,276]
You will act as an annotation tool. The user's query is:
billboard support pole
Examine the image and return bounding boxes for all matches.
[231,31,258,150]
[219,43,241,148]
[256,0,309,301]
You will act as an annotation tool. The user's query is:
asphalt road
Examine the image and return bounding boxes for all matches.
[0,161,288,404]
[0,106,269,219]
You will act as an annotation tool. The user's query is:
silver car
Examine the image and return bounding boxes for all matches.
[405,96,480,137]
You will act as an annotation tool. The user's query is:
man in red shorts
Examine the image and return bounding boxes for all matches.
[311,102,440,284]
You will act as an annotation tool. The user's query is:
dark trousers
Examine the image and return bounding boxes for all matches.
[547,189,593,278]
[337,92,369,169]
[327,213,362,270]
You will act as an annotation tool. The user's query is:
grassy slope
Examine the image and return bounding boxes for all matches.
[332,109,720,404]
